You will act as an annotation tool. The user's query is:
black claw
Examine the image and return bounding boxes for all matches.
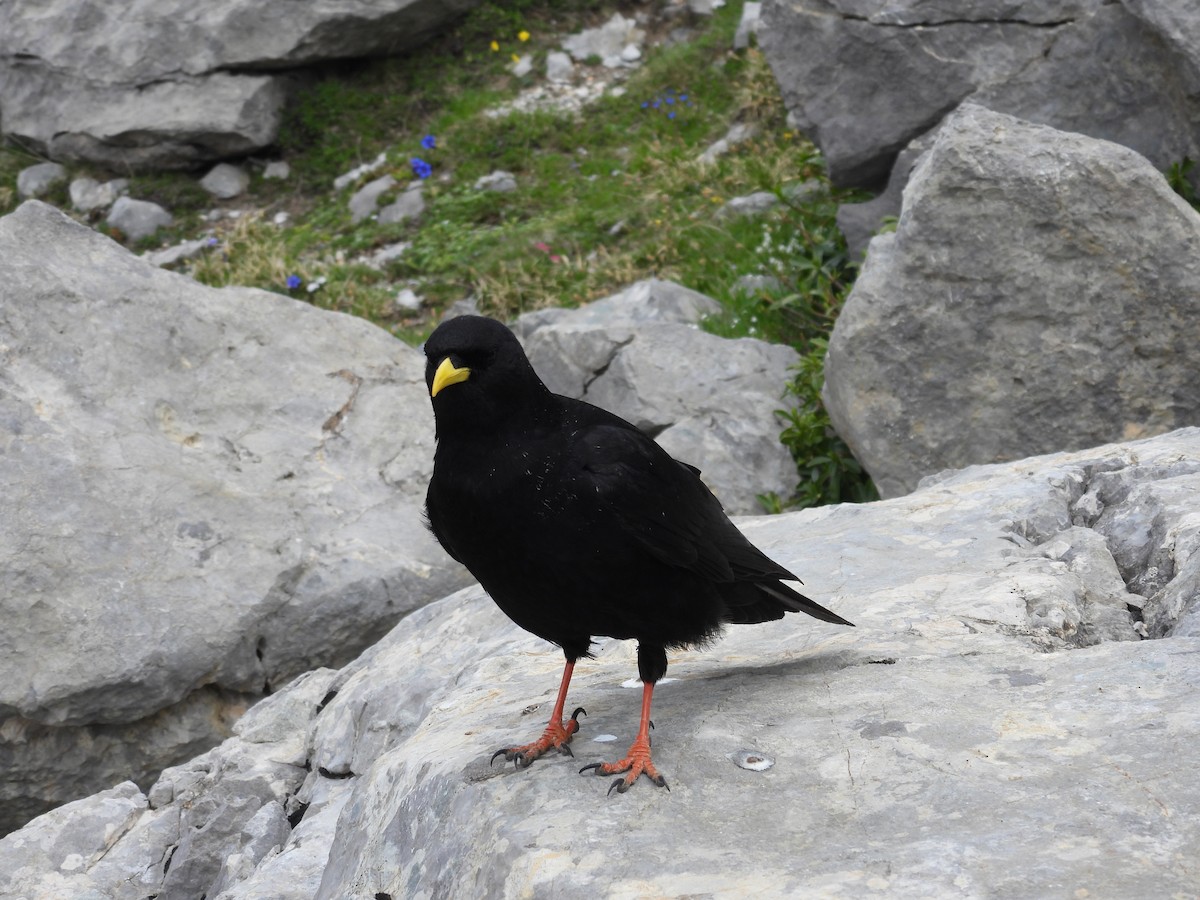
[608,778,629,797]
[513,752,533,769]
[570,707,587,721]
[490,749,510,766]
[559,744,574,758]
[579,762,603,776]
[655,775,669,791]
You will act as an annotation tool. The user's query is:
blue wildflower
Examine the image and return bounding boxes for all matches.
[285,274,302,290]
[642,89,692,118]
[421,134,437,150]
[411,157,432,179]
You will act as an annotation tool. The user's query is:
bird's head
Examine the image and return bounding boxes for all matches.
[423,315,548,433]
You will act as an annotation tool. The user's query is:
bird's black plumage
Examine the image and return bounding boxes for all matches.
[423,314,851,792]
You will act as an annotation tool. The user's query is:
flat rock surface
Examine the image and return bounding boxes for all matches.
[6,427,1199,897]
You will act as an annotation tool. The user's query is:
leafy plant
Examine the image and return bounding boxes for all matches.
[777,338,878,508]
[1167,157,1198,208]
[0,143,47,215]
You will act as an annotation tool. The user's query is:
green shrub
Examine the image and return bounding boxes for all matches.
[776,338,878,509]
[1167,157,1198,208]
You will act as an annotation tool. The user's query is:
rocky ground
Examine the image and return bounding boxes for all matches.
[4,427,1199,897]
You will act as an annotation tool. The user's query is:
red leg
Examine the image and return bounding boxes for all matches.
[491,660,586,768]
[580,681,669,794]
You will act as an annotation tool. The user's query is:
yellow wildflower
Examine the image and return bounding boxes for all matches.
[490,40,499,51]
[518,30,530,42]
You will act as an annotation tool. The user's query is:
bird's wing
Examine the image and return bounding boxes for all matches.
[573,422,791,584]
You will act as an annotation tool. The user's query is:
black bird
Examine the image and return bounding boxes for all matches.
[423,315,852,794]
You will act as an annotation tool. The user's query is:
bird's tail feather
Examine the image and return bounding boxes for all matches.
[760,582,854,627]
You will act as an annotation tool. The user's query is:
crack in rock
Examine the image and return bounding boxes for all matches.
[580,335,635,398]
[1008,454,1200,645]
[321,369,363,435]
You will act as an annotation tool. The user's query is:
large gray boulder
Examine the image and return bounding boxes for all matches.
[0,201,471,834]
[6,426,1200,897]
[0,0,481,169]
[515,279,801,514]
[824,105,1200,498]
[761,0,1200,194]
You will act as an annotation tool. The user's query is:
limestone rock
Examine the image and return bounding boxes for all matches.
[473,170,517,193]
[0,0,483,170]
[2,68,289,171]
[263,161,291,180]
[733,1,761,50]
[200,162,251,199]
[561,13,645,68]
[0,201,469,833]
[68,176,128,213]
[515,279,797,514]
[106,196,173,241]
[823,105,1200,498]
[15,162,66,198]
[698,121,759,165]
[333,153,388,191]
[7,428,1200,897]
[377,182,425,225]
[0,686,256,849]
[545,50,574,83]
[511,278,722,339]
[393,288,422,312]
[348,174,396,224]
[761,0,1200,189]
[364,241,411,269]
[716,190,779,219]
[510,54,533,77]
[142,236,213,268]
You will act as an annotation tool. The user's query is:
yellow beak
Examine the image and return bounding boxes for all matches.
[431,357,471,397]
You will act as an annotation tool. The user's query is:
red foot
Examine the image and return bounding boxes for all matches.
[491,707,586,768]
[580,732,669,795]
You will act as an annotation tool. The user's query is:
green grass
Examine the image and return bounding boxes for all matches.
[0,143,47,214]
[0,0,877,509]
